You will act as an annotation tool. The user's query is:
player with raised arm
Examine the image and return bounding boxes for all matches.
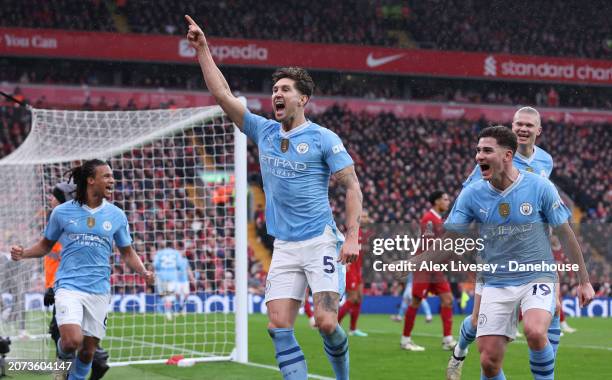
[448,107,560,379]
[10,159,154,380]
[400,191,456,351]
[186,15,362,380]
[407,126,593,380]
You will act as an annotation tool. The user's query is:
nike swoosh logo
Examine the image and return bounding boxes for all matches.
[366,53,404,68]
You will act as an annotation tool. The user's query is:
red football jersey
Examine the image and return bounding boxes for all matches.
[412,208,450,294]
[420,209,445,238]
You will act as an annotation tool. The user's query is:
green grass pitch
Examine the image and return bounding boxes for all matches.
[7,314,611,379]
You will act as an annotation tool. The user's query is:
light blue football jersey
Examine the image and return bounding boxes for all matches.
[45,199,132,294]
[463,145,553,187]
[446,170,571,287]
[153,248,181,282]
[243,110,354,241]
[177,256,189,283]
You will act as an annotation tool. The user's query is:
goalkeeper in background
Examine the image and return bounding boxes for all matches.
[44,181,111,380]
[186,15,362,380]
[11,159,154,380]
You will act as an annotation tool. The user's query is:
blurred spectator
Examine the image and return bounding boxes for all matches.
[0,0,115,31]
[2,58,611,110]
[2,1,609,59]
[1,98,609,296]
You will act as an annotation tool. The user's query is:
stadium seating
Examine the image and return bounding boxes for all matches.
[1,97,609,297]
[2,59,611,110]
[1,0,609,58]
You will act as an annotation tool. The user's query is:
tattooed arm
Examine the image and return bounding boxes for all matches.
[333,165,363,264]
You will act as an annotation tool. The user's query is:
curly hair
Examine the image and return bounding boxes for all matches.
[67,159,110,205]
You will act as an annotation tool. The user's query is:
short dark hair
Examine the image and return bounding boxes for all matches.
[478,126,518,154]
[428,190,445,205]
[67,159,110,205]
[271,67,314,98]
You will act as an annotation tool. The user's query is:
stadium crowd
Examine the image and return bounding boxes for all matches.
[1,0,609,59]
[0,0,115,32]
[2,58,611,110]
[1,96,609,297]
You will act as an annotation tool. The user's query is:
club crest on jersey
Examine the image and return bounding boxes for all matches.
[520,202,533,216]
[280,138,289,153]
[296,142,309,154]
[498,203,510,217]
[87,216,96,228]
[103,221,112,231]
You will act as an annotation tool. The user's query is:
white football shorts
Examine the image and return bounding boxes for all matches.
[176,281,190,295]
[477,282,556,340]
[156,279,176,295]
[265,225,345,303]
[54,288,111,339]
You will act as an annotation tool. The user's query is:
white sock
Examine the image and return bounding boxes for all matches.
[454,344,468,358]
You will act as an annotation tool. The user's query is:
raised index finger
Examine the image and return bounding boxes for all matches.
[185,15,199,27]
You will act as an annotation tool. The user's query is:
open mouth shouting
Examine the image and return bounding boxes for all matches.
[479,163,492,178]
[274,98,286,118]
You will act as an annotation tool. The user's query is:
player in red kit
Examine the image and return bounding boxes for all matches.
[338,211,371,337]
[303,288,316,328]
[401,191,456,351]
[551,234,577,334]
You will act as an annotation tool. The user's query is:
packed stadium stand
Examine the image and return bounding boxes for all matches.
[2,0,609,59]
[2,59,611,110]
[0,0,609,304]
[2,98,609,299]
[0,0,115,32]
[0,3,610,378]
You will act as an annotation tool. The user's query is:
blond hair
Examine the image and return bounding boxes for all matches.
[514,106,541,126]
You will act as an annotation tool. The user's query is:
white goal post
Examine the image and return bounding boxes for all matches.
[0,102,248,365]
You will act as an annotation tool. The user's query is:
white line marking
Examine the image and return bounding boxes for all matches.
[240,361,334,380]
[107,335,336,378]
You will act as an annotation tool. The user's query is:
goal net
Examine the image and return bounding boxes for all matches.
[0,105,248,365]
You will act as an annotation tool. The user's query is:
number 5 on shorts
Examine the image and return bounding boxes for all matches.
[323,256,335,273]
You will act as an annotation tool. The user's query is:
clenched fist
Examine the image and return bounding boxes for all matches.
[10,245,24,261]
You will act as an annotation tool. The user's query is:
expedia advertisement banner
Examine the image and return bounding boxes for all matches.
[1,28,610,85]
